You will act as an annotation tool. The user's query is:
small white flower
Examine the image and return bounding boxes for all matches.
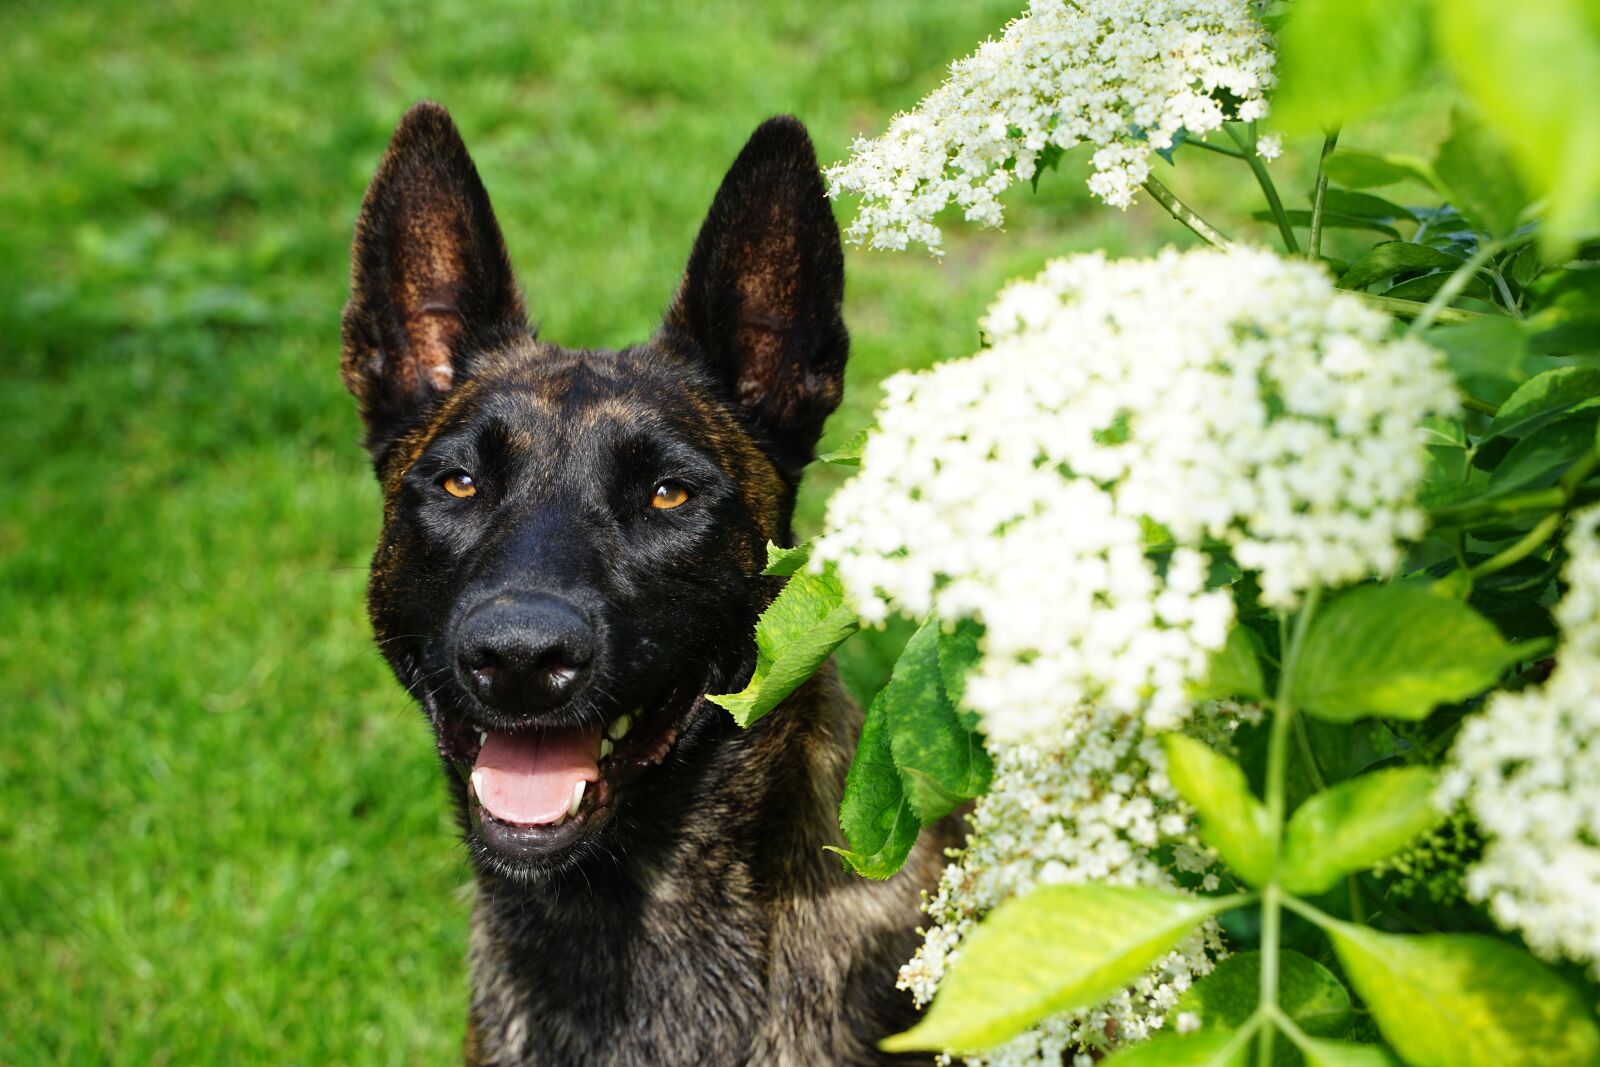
[825,0,1277,252]
[1442,504,1600,978]
[1255,133,1282,161]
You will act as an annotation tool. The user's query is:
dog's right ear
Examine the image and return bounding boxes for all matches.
[341,102,527,462]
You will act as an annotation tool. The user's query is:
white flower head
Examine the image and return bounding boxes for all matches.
[825,0,1277,252]
[816,247,1457,744]
[1442,504,1600,977]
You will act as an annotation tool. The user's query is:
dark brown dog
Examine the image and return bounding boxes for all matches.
[341,103,949,1065]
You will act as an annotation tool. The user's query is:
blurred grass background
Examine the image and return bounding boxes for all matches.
[0,1,1321,1061]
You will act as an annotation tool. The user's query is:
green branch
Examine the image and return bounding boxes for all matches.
[1227,123,1299,255]
[1309,128,1340,261]
[1141,176,1235,249]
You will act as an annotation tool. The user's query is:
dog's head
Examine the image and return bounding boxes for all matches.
[341,103,846,882]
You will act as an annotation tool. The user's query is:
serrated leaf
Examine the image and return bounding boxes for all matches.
[1280,767,1445,894]
[885,616,992,822]
[881,885,1228,1054]
[1327,921,1600,1067]
[1382,271,1496,304]
[816,428,867,466]
[1323,150,1439,191]
[1434,106,1529,237]
[1485,367,1600,446]
[828,689,919,879]
[763,539,812,577]
[1190,624,1267,701]
[1101,1030,1248,1067]
[1163,736,1274,886]
[708,566,858,727]
[1338,242,1466,291]
[1485,410,1600,497]
[1292,584,1520,722]
[1300,1039,1403,1067]
[1175,950,1353,1058]
[936,615,982,722]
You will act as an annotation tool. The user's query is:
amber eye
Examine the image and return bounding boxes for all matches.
[651,481,690,510]
[441,471,477,499]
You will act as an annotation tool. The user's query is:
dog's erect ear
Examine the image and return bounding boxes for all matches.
[341,102,527,461]
[662,116,848,481]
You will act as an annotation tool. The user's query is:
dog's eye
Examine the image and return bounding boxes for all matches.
[440,471,478,499]
[651,481,690,510]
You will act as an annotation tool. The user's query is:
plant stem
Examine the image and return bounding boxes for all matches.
[1491,266,1525,320]
[1141,176,1235,249]
[1461,394,1499,417]
[1431,486,1566,525]
[1227,123,1300,255]
[1309,128,1340,261]
[1406,241,1499,335]
[1258,590,1321,1067]
[1292,712,1326,792]
[1468,511,1562,581]
[1348,875,1367,925]
[1188,137,1247,160]
[1352,291,1487,325]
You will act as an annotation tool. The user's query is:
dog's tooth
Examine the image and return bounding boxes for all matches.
[599,738,614,759]
[477,730,487,746]
[568,779,586,817]
[607,714,632,741]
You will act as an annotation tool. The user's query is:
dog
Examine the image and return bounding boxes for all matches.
[340,102,952,1066]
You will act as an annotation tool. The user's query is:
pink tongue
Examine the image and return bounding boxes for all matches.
[471,726,601,826]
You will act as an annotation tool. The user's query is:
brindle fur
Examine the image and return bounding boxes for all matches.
[342,103,955,1065]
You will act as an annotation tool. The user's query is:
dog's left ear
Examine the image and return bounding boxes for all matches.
[662,116,847,481]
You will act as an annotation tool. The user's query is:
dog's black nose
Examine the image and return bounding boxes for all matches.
[454,595,595,712]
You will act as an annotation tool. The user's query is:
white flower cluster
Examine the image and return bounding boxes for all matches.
[816,248,1456,743]
[1441,505,1600,978]
[824,0,1276,252]
[901,705,1243,1065]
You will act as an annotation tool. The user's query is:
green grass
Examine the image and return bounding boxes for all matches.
[0,1,1302,1061]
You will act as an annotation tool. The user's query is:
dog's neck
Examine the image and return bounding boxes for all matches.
[463,665,946,1067]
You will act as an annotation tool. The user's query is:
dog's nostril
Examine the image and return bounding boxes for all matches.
[470,663,500,695]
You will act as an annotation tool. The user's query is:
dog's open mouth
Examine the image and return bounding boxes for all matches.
[432,683,706,864]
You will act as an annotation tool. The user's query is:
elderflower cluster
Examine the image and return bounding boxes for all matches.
[1441,505,1600,977]
[901,704,1245,1065]
[815,247,1456,743]
[824,0,1276,252]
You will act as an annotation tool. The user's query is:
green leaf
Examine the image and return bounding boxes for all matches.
[1382,271,1496,304]
[1433,106,1529,237]
[1273,0,1433,132]
[1338,242,1466,291]
[828,689,919,879]
[936,615,982,720]
[1425,316,1531,404]
[1101,1030,1248,1067]
[1485,367,1600,447]
[1322,150,1439,191]
[1434,0,1600,252]
[762,539,812,577]
[1190,624,1267,701]
[1485,410,1600,497]
[885,616,992,822]
[708,566,858,727]
[1319,189,1417,223]
[1162,735,1274,886]
[1280,767,1445,894]
[880,885,1227,1054]
[1327,921,1600,1067]
[1293,584,1520,722]
[816,428,867,466]
[1300,1039,1403,1067]
[1175,950,1353,1053]
[1254,210,1400,238]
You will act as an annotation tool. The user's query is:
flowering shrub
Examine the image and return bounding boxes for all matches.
[824,0,1276,251]
[712,1,1600,1064]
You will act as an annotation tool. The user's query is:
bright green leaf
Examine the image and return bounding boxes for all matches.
[1433,106,1529,237]
[1425,316,1532,404]
[1322,150,1439,191]
[885,616,992,822]
[1382,271,1496,304]
[1175,950,1353,1055]
[881,885,1227,1054]
[1101,1030,1248,1067]
[1327,921,1600,1067]
[1163,735,1274,886]
[1280,767,1445,894]
[1293,584,1520,722]
[1190,624,1267,701]
[708,566,858,727]
[1301,1039,1403,1067]
[828,689,920,879]
[816,428,867,466]
[1273,0,1434,132]
[936,615,982,722]
[1319,189,1417,223]
[1486,411,1600,497]
[762,539,812,577]
[1486,367,1600,446]
[1338,242,1466,291]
